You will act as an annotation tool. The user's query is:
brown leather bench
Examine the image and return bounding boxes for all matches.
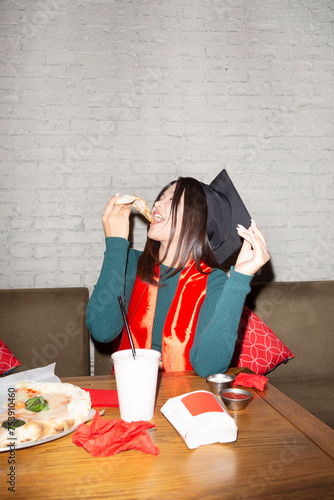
[0,288,90,377]
[245,281,334,429]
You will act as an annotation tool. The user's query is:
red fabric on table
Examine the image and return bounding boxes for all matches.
[72,410,159,456]
[232,373,269,391]
[83,388,119,407]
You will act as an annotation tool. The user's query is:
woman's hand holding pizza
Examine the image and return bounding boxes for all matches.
[102,194,132,240]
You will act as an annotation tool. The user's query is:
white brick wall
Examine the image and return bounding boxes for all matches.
[0,0,333,289]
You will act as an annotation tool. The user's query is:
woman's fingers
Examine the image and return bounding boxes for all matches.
[237,222,268,255]
[103,193,120,216]
[251,220,268,250]
[235,222,270,275]
[236,224,253,247]
[102,194,132,239]
[249,229,270,265]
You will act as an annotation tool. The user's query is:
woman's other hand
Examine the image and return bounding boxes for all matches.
[234,220,270,276]
[102,194,132,239]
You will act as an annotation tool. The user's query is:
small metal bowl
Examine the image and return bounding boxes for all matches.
[206,373,234,395]
[220,388,253,411]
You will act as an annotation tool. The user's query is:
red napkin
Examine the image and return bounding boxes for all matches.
[232,373,269,391]
[83,388,119,407]
[72,410,159,456]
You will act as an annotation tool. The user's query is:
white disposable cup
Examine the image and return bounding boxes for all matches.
[111,349,161,422]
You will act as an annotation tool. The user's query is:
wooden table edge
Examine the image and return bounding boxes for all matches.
[257,382,334,460]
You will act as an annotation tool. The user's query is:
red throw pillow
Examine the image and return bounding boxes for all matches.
[231,306,294,375]
[0,340,21,376]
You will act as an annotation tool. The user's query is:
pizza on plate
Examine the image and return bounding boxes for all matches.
[0,381,91,447]
[115,194,153,222]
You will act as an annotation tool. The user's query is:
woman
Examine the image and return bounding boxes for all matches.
[86,170,270,378]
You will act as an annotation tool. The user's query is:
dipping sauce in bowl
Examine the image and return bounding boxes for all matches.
[221,392,249,400]
[220,388,253,411]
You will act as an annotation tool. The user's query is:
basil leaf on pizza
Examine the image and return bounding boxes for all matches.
[0,381,91,447]
[2,418,26,429]
[25,395,49,412]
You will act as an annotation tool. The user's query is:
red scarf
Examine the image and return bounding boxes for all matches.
[119,261,211,371]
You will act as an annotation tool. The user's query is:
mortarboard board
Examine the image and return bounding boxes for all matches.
[201,169,251,264]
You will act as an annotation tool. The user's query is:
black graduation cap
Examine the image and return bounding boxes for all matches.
[201,169,251,264]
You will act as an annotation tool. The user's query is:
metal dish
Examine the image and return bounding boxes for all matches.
[206,373,234,395]
[220,388,252,411]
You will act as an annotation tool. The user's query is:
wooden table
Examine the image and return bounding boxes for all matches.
[1,369,334,499]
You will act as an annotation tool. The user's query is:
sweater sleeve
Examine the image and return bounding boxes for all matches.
[189,267,252,378]
[86,237,140,343]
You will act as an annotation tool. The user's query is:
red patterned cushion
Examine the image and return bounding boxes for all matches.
[231,306,294,375]
[0,340,21,376]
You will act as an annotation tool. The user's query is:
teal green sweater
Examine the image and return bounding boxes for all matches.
[86,237,253,378]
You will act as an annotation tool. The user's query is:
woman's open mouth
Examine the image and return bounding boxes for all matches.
[152,213,165,223]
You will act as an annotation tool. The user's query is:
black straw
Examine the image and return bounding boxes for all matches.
[117,296,137,360]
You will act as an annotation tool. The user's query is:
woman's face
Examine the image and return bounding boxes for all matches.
[148,184,184,250]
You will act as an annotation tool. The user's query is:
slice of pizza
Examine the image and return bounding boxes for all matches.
[115,194,153,223]
[0,381,91,447]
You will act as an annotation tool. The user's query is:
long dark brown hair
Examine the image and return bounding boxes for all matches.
[137,177,222,285]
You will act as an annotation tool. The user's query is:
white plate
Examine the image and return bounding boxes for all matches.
[0,408,104,453]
